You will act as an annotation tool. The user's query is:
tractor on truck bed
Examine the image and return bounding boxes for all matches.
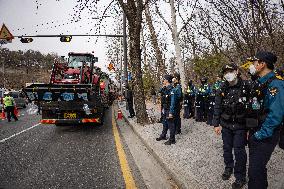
[24,52,108,126]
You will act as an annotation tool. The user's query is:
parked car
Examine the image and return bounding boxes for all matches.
[10,91,27,108]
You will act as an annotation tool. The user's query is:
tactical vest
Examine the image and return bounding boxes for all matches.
[163,87,173,110]
[220,80,250,124]
[246,76,280,128]
[3,96,14,107]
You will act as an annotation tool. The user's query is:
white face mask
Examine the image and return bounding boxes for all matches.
[249,64,257,75]
[224,72,237,82]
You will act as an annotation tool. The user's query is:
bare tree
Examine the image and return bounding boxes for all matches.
[144,3,166,81]
[117,0,149,124]
[156,0,197,88]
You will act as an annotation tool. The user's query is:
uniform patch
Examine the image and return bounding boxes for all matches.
[269,87,278,96]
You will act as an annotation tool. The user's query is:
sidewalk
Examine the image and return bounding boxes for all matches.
[118,101,284,189]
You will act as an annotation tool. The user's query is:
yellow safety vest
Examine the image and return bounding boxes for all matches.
[3,96,14,107]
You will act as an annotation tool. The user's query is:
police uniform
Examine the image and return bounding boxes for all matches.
[126,87,135,118]
[159,86,167,122]
[183,82,196,119]
[3,93,18,122]
[247,71,284,189]
[171,83,182,134]
[196,78,210,122]
[213,64,250,187]
[157,84,176,143]
[207,79,222,125]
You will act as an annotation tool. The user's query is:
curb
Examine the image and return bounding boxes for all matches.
[114,103,186,189]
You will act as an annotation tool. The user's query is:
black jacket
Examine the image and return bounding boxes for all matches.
[212,78,251,130]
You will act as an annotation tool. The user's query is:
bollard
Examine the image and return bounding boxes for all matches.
[14,106,19,117]
[1,108,6,120]
[117,109,123,120]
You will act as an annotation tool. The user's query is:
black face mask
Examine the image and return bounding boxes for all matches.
[188,81,192,87]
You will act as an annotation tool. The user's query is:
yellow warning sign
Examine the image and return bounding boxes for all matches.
[0,24,14,40]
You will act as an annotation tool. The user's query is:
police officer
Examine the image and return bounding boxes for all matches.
[207,76,223,125]
[158,85,167,123]
[172,73,183,134]
[196,77,210,122]
[213,63,249,189]
[125,85,135,118]
[3,92,18,122]
[156,74,176,145]
[183,80,195,119]
[247,51,284,189]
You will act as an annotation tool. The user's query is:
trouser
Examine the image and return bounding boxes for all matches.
[222,127,247,181]
[160,109,176,141]
[206,97,215,125]
[189,97,195,118]
[160,106,164,122]
[248,129,280,189]
[183,104,190,119]
[152,95,156,104]
[175,109,181,133]
[127,101,135,117]
[196,97,206,122]
[6,106,18,121]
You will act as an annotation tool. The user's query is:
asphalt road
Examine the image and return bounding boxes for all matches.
[0,107,147,189]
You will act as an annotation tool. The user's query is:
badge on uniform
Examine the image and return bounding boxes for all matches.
[269,87,278,96]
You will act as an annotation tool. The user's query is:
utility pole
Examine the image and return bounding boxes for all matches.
[123,13,128,87]
[2,57,4,88]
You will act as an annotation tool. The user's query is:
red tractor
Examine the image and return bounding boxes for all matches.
[24,52,105,126]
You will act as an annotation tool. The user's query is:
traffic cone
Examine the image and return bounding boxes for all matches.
[117,109,123,120]
[1,108,6,120]
[14,106,19,117]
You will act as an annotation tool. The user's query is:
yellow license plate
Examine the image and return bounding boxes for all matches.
[64,113,77,119]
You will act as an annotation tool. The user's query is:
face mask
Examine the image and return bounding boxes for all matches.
[224,72,237,82]
[249,64,257,75]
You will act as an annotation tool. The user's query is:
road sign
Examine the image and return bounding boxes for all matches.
[0,24,14,40]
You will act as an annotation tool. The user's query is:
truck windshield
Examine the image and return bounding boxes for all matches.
[69,56,92,68]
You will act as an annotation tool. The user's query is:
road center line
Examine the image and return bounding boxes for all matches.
[112,108,137,189]
[0,123,41,143]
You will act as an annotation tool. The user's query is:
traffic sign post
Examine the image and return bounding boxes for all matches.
[0,24,14,41]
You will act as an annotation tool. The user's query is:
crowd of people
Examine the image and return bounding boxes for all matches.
[154,51,283,189]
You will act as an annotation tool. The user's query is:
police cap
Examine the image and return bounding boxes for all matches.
[200,77,208,82]
[249,51,277,66]
[173,72,180,81]
[164,74,173,83]
[222,63,238,73]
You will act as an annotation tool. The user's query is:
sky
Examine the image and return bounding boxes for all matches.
[0,0,119,72]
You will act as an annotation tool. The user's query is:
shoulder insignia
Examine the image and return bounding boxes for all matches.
[269,87,278,97]
[276,75,283,80]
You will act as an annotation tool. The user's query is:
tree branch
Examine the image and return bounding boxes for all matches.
[177,0,198,36]
[155,2,172,32]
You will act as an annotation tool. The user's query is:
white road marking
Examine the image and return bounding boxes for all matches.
[0,123,41,143]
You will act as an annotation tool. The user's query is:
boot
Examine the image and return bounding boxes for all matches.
[232,179,246,189]
[222,168,233,180]
[164,140,176,145]
[156,137,167,141]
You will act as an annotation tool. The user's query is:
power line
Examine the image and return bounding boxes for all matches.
[15,34,124,38]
